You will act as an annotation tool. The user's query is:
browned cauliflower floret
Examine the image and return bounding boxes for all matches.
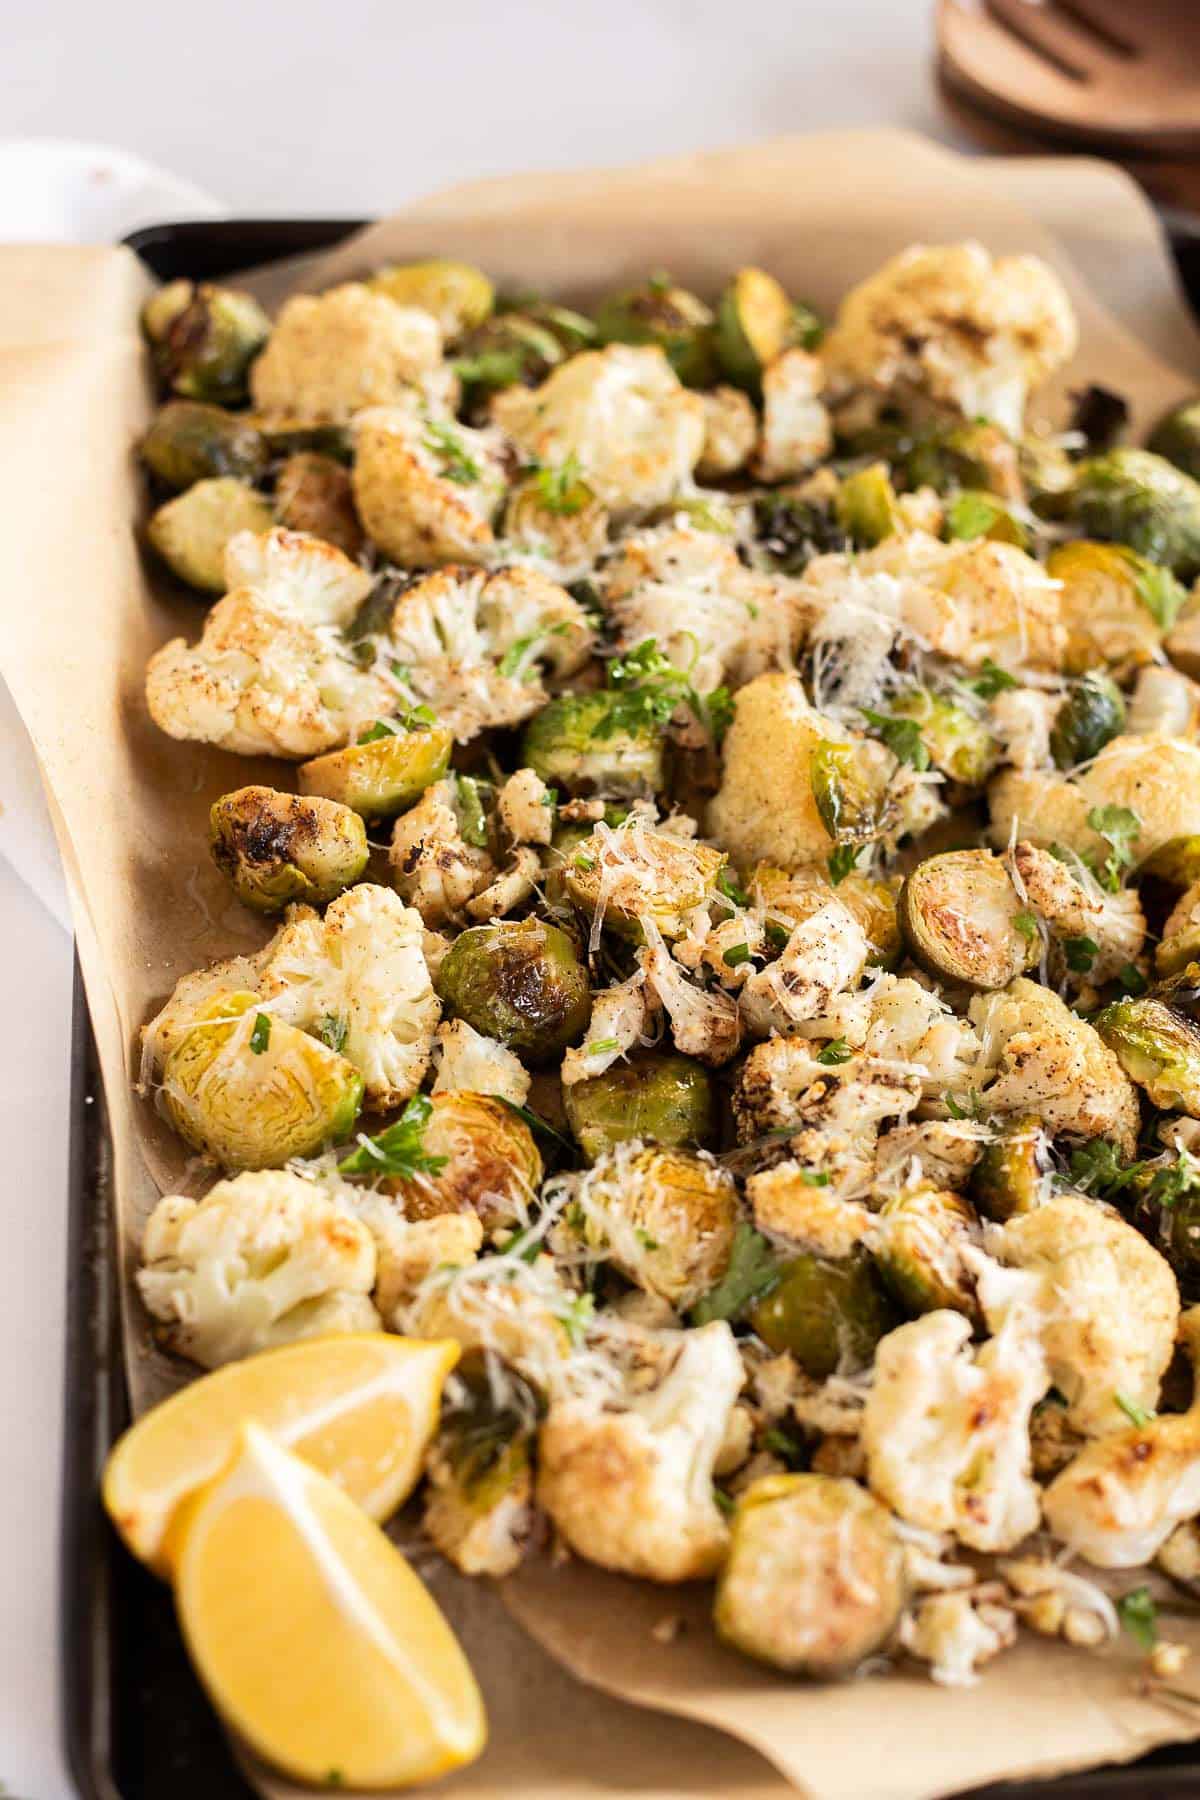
[739,899,869,1036]
[601,524,800,694]
[993,734,1200,868]
[970,978,1140,1156]
[752,349,833,481]
[707,673,842,869]
[900,1590,1017,1687]
[697,385,757,479]
[497,767,554,847]
[981,1191,1180,1437]
[352,406,507,567]
[820,242,1077,434]
[431,1018,530,1106]
[385,566,593,742]
[388,779,494,927]
[746,1162,873,1255]
[536,1322,743,1581]
[145,529,384,757]
[492,344,705,512]
[1009,840,1146,984]
[249,282,442,422]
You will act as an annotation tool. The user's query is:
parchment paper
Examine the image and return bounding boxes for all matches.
[5,132,1200,1800]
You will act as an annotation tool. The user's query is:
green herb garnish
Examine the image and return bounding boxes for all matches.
[969,658,1019,700]
[249,1013,271,1055]
[338,1095,448,1179]
[422,419,481,485]
[816,1038,852,1065]
[860,707,931,772]
[317,1014,348,1055]
[1117,1585,1158,1652]
[690,1224,783,1325]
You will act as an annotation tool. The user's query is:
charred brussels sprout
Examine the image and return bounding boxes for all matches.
[1050,673,1127,770]
[873,1186,980,1321]
[565,825,724,943]
[835,463,902,545]
[753,489,845,574]
[748,1251,897,1379]
[368,259,494,340]
[563,1051,715,1162]
[889,690,995,787]
[145,477,274,593]
[1046,540,1186,672]
[521,692,665,797]
[810,739,892,849]
[140,401,268,492]
[594,278,716,388]
[274,452,363,558]
[972,1115,1051,1222]
[298,719,452,819]
[1133,1179,1200,1299]
[892,419,1021,501]
[435,918,590,1062]
[1042,449,1200,580]
[248,416,354,464]
[384,1091,542,1229]
[575,1145,739,1308]
[1149,398,1200,482]
[714,1473,906,1676]
[715,267,801,392]
[209,786,368,912]
[453,313,565,399]
[899,849,1035,990]
[140,279,270,405]
[160,991,363,1169]
[1095,996,1200,1114]
[423,1347,542,1577]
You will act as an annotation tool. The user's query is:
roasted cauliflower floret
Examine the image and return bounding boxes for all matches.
[714,1473,907,1675]
[970,978,1140,1155]
[739,898,869,1035]
[752,348,833,482]
[249,282,442,422]
[145,529,383,757]
[995,735,1200,870]
[820,242,1077,435]
[601,524,799,693]
[536,1321,743,1581]
[492,343,705,512]
[385,565,593,742]
[560,975,649,1087]
[900,1590,1017,1688]
[350,1194,484,1323]
[1044,1311,1200,1568]
[988,686,1057,773]
[746,1162,873,1256]
[431,1018,531,1106]
[638,924,742,1067]
[697,385,757,479]
[564,1141,739,1309]
[982,1191,1179,1438]
[708,673,843,869]
[388,779,494,927]
[1009,839,1146,984]
[258,884,440,1108]
[497,767,555,847]
[136,1169,379,1368]
[863,1310,1049,1551]
[351,405,507,567]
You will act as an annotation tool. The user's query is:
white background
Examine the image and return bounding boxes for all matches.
[1,4,946,1795]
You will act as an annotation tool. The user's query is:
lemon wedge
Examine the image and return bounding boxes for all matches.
[103,1333,458,1574]
[174,1422,487,1788]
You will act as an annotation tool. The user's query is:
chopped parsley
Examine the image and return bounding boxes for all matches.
[1014,909,1040,943]
[452,348,524,390]
[337,1095,449,1180]
[595,637,732,745]
[816,1038,852,1065]
[969,658,1019,700]
[1117,1585,1158,1652]
[586,1037,620,1056]
[1064,935,1099,974]
[1116,962,1149,997]
[454,774,490,848]
[1086,804,1140,891]
[422,419,482,485]
[496,1097,576,1158]
[317,1014,348,1055]
[762,1423,805,1462]
[249,1012,271,1055]
[827,844,859,885]
[1133,559,1187,631]
[557,1291,595,1345]
[1115,1392,1155,1430]
[531,453,588,515]
[722,943,752,969]
[691,1224,782,1325]
[712,1483,736,1518]
[498,622,570,681]
[860,707,930,772]
[945,1089,985,1122]
[357,703,436,742]
[797,1168,831,1186]
[717,866,750,909]
[635,1227,660,1251]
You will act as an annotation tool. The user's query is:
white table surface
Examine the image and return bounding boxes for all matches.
[0,5,956,1793]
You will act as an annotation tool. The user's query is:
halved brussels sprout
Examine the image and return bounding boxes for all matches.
[714,1473,907,1676]
[368,259,494,340]
[594,278,716,388]
[574,1145,738,1308]
[1042,450,1200,580]
[160,991,363,1168]
[844,419,1021,500]
[810,739,892,848]
[503,468,608,566]
[1149,398,1200,482]
[752,489,846,574]
[565,825,724,943]
[889,690,996,787]
[140,401,268,492]
[274,451,363,558]
[1158,884,1200,980]
[1133,1177,1200,1299]
[899,849,1034,990]
[563,1050,715,1162]
[435,918,590,1062]
[520,692,665,797]
[873,1186,980,1321]
[453,313,565,399]
[1095,996,1200,1114]
[944,488,1029,549]
[747,1250,897,1379]
[423,1346,542,1577]
[971,1115,1050,1222]
[298,719,453,819]
[145,477,273,593]
[1050,672,1127,770]
[209,786,368,912]
[140,280,270,405]
[1046,540,1185,672]
[383,1091,542,1229]
[835,463,902,545]
[1141,837,1200,889]
[715,267,796,392]
[1019,431,1075,508]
